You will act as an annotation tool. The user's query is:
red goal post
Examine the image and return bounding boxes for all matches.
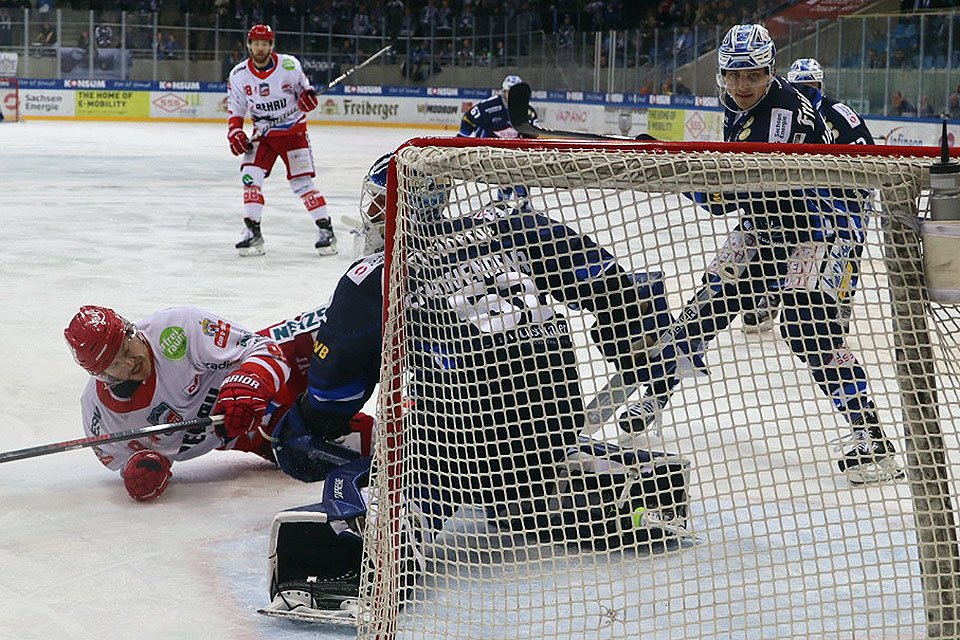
[0,77,19,122]
[363,137,960,640]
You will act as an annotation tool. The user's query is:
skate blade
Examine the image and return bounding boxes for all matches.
[237,245,266,257]
[740,318,775,334]
[316,242,338,256]
[844,457,905,485]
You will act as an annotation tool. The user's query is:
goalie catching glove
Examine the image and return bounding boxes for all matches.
[227,116,250,156]
[297,89,319,113]
[122,450,172,502]
[213,366,276,439]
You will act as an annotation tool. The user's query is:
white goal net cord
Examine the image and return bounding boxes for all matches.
[361,144,960,640]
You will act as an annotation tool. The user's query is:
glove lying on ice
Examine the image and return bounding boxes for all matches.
[122,450,172,502]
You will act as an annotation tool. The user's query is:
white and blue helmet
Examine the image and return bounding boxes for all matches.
[718,24,776,73]
[502,74,522,92]
[787,58,823,83]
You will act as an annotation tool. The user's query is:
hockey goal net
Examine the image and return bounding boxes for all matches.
[0,77,18,122]
[362,138,960,640]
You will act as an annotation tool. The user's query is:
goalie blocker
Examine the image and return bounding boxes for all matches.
[260,438,691,625]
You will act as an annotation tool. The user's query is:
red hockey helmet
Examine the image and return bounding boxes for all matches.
[64,306,133,376]
[247,24,274,43]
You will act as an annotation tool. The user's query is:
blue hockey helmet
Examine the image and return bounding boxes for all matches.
[787,58,823,84]
[502,74,523,92]
[718,24,776,73]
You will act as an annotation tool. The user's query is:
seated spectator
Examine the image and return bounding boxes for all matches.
[674,76,691,95]
[153,30,166,59]
[890,48,914,69]
[950,94,960,120]
[0,10,12,48]
[457,38,474,67]
[32,22,55,49]
[77,30,90,50]
[94,23,113,48]
[558,14,575,50]
[660,77,674,95]
[890,92,917,117]
[918,96,935,118]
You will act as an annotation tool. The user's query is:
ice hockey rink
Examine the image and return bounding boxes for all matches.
[2,120,954,640]
[0,121,412,640]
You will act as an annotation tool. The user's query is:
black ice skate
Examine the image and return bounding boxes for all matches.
[236,217,265,257]
[315,218,338,256]
[741,292,780,334]
[837,415,905,485]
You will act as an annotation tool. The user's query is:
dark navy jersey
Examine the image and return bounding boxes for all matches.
[303,253,384,418]
[722,75,828,145]
[792,83,874,145]
[712,76,868,241]
[459,94,537,138]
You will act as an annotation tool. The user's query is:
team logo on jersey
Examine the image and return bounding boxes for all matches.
[281,82,294,94]
[149,403,183,425]
[258,82,269,97]
[769,108,792,143]
[200,318,232,348]
[183,373,201,396]
[282,59,295,70]
[159,326,188,360]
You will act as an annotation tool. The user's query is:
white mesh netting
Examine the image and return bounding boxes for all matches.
[360,143,960,640]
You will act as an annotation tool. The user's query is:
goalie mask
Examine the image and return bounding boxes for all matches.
[787,58,824,85]
[359,152,452,253]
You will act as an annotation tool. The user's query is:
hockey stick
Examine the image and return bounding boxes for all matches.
[506,81,656,141]
[0,415,225,464]
[252,44,394,142]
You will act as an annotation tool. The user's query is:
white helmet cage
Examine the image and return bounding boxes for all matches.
[787,57,824,84]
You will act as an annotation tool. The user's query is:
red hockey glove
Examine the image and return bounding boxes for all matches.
[122,450,172,502]
[297,89,319,113]
[228,127,250,156]
[213,369,273,439]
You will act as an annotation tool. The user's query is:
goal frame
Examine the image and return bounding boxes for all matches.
[370,137,960,639]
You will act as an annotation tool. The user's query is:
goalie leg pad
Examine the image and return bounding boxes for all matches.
[494,437,692,550]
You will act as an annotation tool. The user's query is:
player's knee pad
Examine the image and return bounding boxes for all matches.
[272,403,362,482]
[241,166,266,205]
[289,175,317,197]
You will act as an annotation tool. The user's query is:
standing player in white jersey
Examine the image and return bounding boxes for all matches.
[226,24,337,257]
[64,305,372,502]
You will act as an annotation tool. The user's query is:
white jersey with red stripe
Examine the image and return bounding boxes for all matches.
[80,307,290,472]
[227,53,313,137]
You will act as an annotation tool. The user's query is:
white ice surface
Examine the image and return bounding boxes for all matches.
[0,121,417,640]
[0,122,949,640]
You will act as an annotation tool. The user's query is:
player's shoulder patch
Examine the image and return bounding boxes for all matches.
[278,54,297,71]
[346,252,385,285]
[769,108,793,142]
[831,101,862,127]
[230,61,247,77]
